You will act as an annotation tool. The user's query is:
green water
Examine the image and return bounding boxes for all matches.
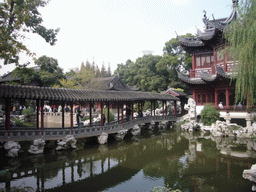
[0,128,256,192]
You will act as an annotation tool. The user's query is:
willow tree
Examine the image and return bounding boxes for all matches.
[224,0,256,106]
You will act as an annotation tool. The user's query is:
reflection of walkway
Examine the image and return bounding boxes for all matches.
[0,115,176,142]
[0,132,181,191]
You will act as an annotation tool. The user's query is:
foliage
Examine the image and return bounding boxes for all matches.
[200,104,220,126]
[0,0,59,65]
[35,55,64,87]
[176,120,190,129]
[11,66,39,85]
[12,118,35,127]
[12,55,64,87]
[103,108,114,122]
[224,0,256,106]
[114,35,193,92]
[22,107,34,117]
[59,61,112,89]
[151,186,178,192]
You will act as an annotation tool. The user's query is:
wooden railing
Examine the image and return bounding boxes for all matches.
[0,115,177,142]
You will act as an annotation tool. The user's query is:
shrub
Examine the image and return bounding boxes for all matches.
[103,108,114,122]
[12,118,35,127]
[200,104,220,126]
[22,108,35,122]
[22,108,34,118]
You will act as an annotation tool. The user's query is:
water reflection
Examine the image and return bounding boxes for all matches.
[0,130,256,192]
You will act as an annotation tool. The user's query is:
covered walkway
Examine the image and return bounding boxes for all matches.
[0,84,179,141]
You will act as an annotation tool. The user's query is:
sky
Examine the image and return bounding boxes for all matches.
[0,0,234,76]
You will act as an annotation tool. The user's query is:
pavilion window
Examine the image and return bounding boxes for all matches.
[216,50,224,61]
[206,56,211,65]
[197,94,201,104]
[201,57,206,66]
[211,56,214,63]
[196,57,201,67]
[207,94,212,103]
[202,94,206,103]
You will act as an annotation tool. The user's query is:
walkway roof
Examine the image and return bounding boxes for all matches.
[0,84,179,102]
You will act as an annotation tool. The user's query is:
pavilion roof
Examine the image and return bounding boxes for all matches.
[0,84,179,102]
[178,66,233,85]
[178,1,239,53]
[86,75,140,91]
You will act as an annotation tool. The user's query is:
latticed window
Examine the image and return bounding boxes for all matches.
[207,94,212,103]
[216,50,224,61]
[197,94,201,103]
[196,57,200,66]
[202,94,206,103]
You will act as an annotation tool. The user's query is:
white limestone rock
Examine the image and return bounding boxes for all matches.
[56,135,77,150]
[4,141,21,157]
[184,98,196,120]
[243,164,256,183]
[98,132,108,144]
[28,139,45,154]
[115,129,128,140]
[131,124,141,136]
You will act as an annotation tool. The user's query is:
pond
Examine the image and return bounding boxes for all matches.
[0,127,256,192]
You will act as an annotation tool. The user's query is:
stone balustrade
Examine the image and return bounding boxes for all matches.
[0,115,176,142]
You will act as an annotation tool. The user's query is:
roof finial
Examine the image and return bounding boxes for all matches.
[203,10,207,19]
[233,0,238,5]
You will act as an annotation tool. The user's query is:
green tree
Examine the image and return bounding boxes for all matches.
[107,62,111,77]
[100,62,107,77]
[200,104,220,126]
[224,0,256,106]
[163,34,193,72]
[12,66,39,85]
[35,55,64,87]
[12,55,64,87]
[0,0,59,65]
[74,61,95,89]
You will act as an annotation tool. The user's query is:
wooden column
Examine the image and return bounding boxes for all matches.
[89,102,92,127]
[215,89,218,107]
[40,100,44,134]
[153,100,156,116]
[151,101,153,116]
[117,102,120,123]
[131,102,134,120]
[70,103,73,134]
[162,101,165,116]
[62,102,65,129]
[121,103,124,124]
[226,88,230,110]
[174,100,177,116]
[101,101,104,127]
[36,100,39,129]
[193,90,196,102]
[5,98,11,136]
[107,102,110,124]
